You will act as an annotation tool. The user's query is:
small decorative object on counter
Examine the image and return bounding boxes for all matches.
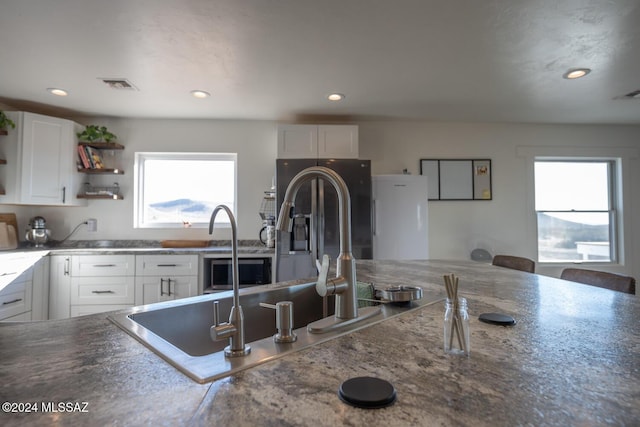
[443,274,470,355]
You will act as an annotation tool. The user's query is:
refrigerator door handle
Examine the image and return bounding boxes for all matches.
[372,199,377,236]
[310,178,318,269]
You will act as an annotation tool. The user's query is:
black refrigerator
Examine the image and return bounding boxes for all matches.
[275,158,373,282]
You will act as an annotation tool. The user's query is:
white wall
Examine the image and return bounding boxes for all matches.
[358,121,640,281]
[4,117,638,282]
[8,118,278,242]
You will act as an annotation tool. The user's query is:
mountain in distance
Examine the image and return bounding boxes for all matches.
[149,198,211,215]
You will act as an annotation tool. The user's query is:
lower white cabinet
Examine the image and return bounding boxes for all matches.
[49,254,200,319]
[0,270,32,321]
[50,254,136,318]
[135,255,198,305]
[0,256,48,322]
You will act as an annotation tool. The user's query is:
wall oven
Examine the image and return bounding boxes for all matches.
[204,257,272,293]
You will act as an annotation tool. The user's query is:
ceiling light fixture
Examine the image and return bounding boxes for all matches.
[47,88,68,96]
[562,68,591,79]
[190,90,210,99]
[327,93,345,101]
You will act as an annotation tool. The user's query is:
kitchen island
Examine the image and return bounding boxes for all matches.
[0,260,638,426]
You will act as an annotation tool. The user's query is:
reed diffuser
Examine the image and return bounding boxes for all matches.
[443,274,470,355]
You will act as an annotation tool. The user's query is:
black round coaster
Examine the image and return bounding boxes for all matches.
[479,312,516,326]
[338,376,397,409]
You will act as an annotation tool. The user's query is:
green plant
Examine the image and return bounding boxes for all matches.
[77,125,117,142]
[0,111,16,130]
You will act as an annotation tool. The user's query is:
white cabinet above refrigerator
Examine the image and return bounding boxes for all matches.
[373,175,429,260]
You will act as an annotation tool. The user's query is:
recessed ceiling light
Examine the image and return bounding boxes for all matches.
[563,68,591,79]
[327,93,345,101]
[47,88,68,96]
[190,90,210,99]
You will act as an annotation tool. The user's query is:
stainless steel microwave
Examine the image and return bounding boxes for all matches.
[207,257,272,292]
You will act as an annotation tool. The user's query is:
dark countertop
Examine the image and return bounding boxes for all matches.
[0,260,638,426]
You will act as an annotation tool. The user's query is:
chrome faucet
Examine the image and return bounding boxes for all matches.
[208,205,250,357]
[277,166,359,322]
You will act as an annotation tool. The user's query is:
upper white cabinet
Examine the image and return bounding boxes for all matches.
[0,111,86,206]
[277,124,359,159]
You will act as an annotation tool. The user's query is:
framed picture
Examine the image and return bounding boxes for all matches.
[419,159,492,201]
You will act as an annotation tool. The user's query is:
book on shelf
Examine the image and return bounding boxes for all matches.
[77,145,91,169]
[83,145,105,169]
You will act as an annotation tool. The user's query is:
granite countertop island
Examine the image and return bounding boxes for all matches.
[0,260,638,426]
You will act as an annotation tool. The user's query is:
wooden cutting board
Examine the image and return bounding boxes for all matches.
[160,240,209,248]
[0,213,18,233]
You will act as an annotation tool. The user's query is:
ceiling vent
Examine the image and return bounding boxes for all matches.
[614,89,640,100]
[99,78,138,91]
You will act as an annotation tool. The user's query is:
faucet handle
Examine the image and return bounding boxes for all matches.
[315,254,331,297]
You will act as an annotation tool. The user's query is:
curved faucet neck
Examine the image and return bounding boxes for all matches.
[276,166,352,257]
[209,205,239,307]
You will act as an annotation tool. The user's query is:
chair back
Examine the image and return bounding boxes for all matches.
[560,268,636,294]
[492,255,535,273]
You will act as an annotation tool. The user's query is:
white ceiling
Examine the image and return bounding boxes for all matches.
[1,0,639,124]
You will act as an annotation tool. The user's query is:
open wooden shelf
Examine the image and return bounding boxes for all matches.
[0,159,6,165]
[78,142,124,150]
[78,168,124,175]
[0,130,7,136]
[77,194,124,200]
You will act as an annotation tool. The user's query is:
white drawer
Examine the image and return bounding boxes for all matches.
[71,304,132,318]
[70,276,135,305]
[0,281,32,320]
[71,255,135,277]
[136,255,198,276]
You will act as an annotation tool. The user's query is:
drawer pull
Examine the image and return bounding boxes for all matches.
[93,264,117,267]
[0,272,18,277]
[91,290,115,294]
[157,264,178,267]
[2,298,23,305]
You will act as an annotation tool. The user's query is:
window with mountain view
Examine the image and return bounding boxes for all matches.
[534,160,616,263]
[134,152,237,228]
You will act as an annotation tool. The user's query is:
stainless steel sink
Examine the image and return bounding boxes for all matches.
[110,282,439,383]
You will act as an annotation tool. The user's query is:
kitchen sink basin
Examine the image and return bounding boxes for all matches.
[110,281,439,383]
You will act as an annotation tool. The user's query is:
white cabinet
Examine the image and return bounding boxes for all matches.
[49,255,71,319]
[135,255,198,305]
[277,124,359,159]
[0,111,85,206]
[49,254,135,318]
[30,257,49,320]
[0,268,32,321]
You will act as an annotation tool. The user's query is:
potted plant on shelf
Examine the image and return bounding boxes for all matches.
[77,125,118,143]
[0,111,16,133]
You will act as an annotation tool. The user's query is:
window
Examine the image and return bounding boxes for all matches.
[134,152,237,228]
[534,160,616,263]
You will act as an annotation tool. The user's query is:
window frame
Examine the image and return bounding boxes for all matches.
[534,157,618,264]
[133,152,237,229]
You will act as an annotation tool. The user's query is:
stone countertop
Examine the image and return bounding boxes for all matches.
[0,260,638,426]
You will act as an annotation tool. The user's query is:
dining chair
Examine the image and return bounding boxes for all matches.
[560,268,636,294]
[492,255,536,273]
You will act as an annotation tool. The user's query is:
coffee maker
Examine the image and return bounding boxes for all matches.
[258,189,276,248]
[259,218,276,248]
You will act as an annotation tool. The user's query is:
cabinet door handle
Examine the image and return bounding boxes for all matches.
[168,278,174,296]
[0,272,18,277]
[2,298,23,305]
[160,278,168,296]
[91,290,115,294]
[64,257,70,276]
